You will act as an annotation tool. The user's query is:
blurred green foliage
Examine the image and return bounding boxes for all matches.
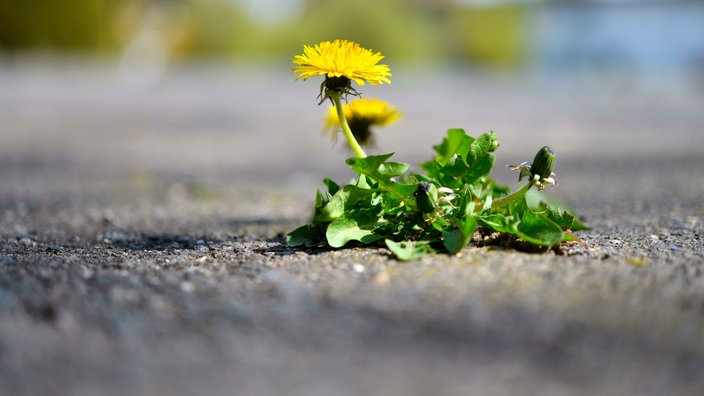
[452,5,527,68]
[0,0,111,51]
[0,0,529,67]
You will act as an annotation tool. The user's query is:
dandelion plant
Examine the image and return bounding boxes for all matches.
[288,39,587,260]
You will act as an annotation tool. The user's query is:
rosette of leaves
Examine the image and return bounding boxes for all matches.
[287,129,587,260]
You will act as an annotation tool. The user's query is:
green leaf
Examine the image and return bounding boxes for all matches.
[315,189,325,209]
[442,216,478,254]
[525,190,589,231]
[356,174,372,189]
[569,216,589,232]
[326,208,384,248]
[346,153,393,174]
[385,239,434,261]
[323,178,341,196]
[545,206,583,231]
[441,154,470,177]
[427,130,497,186]
[314,184,374,223]
[461,131,498,182]
[478,214,517,234]
[346,153,409,183]
[287,223,325,247]
[467,131,499,163]
[562,230,587,246]
[515,209,564,246]
[462,154,494,184]
[431,128,474,166]
[453,184,476,217]
[391,183,420,200]
[346,153,415,209]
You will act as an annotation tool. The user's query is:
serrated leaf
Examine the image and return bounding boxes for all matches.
[346,154,408,183]
[545,206,580,230]
[346,153,415,209]
[515,209,564,246]
[569,217,589,232]
[525,190,589,231]
[346,153,394,174]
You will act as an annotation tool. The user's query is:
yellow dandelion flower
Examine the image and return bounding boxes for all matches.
[292,39,391,98]
[292,39,393,158]
[324,98,401,147]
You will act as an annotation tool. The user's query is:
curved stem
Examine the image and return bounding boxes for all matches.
[329,92,367,159]
[490,175,538,210]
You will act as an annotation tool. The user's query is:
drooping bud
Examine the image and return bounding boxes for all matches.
[414,182,437,214]
[346,118,374,147]
[530,146,556,180]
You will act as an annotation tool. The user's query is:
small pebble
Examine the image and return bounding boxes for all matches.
[373,271,391,285]
[46,245,64,253]
[19,237,36,247]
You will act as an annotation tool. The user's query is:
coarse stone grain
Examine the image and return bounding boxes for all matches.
[1,59,704,396]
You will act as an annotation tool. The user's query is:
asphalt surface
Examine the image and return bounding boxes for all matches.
[1,58,704,395]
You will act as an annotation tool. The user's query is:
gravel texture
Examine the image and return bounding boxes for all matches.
[1,59,704,396]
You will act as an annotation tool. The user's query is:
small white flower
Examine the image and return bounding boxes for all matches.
[437,186,457,206]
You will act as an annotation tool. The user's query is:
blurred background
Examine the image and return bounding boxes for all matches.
[3,4,704,396]
[1,0,704,211]
[2,0,703,90]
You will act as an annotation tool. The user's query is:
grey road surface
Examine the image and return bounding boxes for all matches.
[1,59,704,396]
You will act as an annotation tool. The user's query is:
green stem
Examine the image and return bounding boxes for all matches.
[330,92,367,159]
[490,175,538,210]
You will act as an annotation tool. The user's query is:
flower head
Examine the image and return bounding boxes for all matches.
[292,40,391,102]
[324,98,401,147]
[293,39,391,85]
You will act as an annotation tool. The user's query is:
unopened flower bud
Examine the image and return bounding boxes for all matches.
[414,182,437,214]
[530,146,556,179]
